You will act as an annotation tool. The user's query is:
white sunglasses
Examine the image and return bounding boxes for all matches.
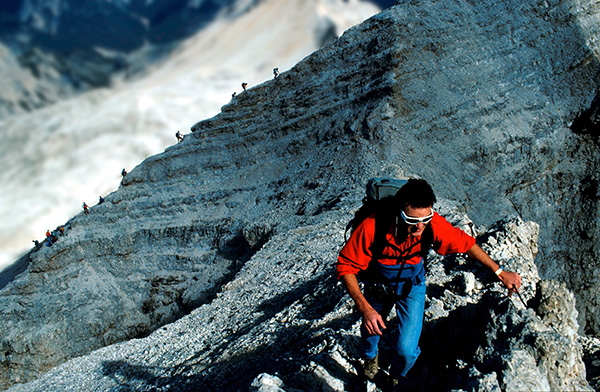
[400,210,434,225]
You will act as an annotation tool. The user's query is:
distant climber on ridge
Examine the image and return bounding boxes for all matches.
[273,68,279,79]
[337,178,522,389]
[176,130,184,143]
[83,202,89,214]
[242,82,248,91]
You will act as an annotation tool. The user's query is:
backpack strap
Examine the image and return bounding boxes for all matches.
[419,224,433,261]
[370,211,394,262]
[358,211,395,284]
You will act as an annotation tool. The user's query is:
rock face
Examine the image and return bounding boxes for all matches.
[0,0,384,271]
[250,215,593,392]
[4,207,594,391]
[1,0,600,390]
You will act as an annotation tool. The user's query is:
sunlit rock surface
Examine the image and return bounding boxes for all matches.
[1,0,600,390]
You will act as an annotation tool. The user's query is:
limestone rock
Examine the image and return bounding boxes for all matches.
[4,210,593,391]
[2,0,600,390]
[250,373,287,392]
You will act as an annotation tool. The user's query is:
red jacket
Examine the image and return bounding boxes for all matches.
[336,212,476,278]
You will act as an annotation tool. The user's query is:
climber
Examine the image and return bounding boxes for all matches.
[83,202,89,214]
[99,195,104,204]
[176,130,184,143]
[121,168,127,177]
[336,178,522,389]
[45,230,52,247]
[242,82,248,91]
[273,68,279,79]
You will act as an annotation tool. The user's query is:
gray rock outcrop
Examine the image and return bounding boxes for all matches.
[2,0,600,389]
[5,207,594,391]
[249,214,593,392]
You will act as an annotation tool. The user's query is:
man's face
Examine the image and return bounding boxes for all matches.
[402,205,433,237]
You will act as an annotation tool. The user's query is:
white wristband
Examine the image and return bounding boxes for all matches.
[495,267,503,276]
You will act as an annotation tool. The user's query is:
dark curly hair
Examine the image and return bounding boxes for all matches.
[395,178,436,208]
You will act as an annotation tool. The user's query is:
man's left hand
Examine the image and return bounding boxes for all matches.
[499,271,522,296]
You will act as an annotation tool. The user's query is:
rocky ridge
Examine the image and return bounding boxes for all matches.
[0,0,384,270]
[1,0,600,390]
[4,206,595,391]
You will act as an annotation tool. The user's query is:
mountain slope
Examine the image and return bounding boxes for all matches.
[0,0,382,271]
[1,0,600,389]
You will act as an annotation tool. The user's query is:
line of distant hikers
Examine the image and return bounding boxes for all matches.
[35,193,105,249]
[32,126,191,252]
[34,167,124,249]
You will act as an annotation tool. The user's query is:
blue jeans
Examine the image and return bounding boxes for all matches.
[361,279,426,377]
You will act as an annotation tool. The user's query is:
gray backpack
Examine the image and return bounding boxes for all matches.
[344,177,407,241]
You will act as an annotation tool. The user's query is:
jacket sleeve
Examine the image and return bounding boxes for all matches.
[336,215,376,279]
[430,213,476,255]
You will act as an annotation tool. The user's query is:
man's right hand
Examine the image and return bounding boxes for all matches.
[339,274,386,335]
[362,306,386,335]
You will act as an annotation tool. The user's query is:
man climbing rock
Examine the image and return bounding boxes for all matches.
[45,230,52,247]
[336,178,521,389]
[176,130,184,143]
